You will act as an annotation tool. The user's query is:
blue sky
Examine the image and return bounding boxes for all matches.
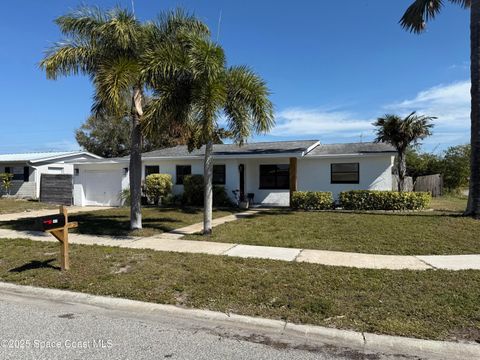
[0,0,470,154]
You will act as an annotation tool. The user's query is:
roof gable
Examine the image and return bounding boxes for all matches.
[0,151,102,163]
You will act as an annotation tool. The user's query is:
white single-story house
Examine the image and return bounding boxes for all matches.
[71,140,396,207]
[0,151,102,199]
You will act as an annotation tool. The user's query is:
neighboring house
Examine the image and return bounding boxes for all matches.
[71,140,396,207]
[0,151,102,199]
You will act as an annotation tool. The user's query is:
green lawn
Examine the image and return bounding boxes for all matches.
[1,238,479,342]
[0,198,56,214]
[186,196,480,255]
[0,206,236,237]
[430,194,468,213]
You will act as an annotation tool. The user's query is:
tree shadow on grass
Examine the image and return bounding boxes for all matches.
[9,259,61,272]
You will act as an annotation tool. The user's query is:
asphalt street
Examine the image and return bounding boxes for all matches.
[0,289,419,360]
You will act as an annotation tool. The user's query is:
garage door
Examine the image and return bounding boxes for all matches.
[84,170,122,206]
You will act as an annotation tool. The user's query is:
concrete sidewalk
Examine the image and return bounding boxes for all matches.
[1,224,479,270]
[0,206,112,222]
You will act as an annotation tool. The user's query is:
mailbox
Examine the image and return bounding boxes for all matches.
[38,214,66,231]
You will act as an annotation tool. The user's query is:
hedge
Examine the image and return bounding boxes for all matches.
[339,190,431,211]
[291,191,334,210]
[183,174,233,207]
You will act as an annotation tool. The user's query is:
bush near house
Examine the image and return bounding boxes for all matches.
[0,173,13,196]
[339,190,431,211]
[145,174,173,205]
[183,174,233,207]
[291,191,334,210]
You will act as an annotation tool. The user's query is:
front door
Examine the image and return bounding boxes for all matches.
[239,164,245,201]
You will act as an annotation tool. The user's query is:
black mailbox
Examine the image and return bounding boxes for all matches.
[38,214,66,231]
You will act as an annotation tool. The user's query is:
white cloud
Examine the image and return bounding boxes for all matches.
[272,108,373,137]
[386,81,470,128]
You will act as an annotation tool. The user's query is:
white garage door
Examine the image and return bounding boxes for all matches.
[84,170,122,206]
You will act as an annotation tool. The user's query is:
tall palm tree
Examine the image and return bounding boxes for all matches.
[143,36,274,234]
[400,0,480,217]
[373,112,434,192]
[40,6,208,229]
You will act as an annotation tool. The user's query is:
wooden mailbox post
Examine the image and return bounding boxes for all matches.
[40,206,78,271]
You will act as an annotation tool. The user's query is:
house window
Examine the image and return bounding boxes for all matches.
[74,168,80,176]
[8,167,25,181]
[331,163,359,184]
[176,165,191,185]
[23,167,30,182]
[259,164,289,189]
[213,165,226,185]
[145,165,159,177]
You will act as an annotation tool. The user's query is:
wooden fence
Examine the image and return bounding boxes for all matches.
[40,174,73,205]
[414,174,443,197]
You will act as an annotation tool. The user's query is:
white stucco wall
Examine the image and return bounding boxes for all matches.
[298,154,394,199]
[243,157,291,206]
[72,154,394,207]
[142,158,240,202]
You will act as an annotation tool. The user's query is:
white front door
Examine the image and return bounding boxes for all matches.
[84,170,122,206]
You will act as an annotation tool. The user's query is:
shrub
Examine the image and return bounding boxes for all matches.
[0,173,13,196]
[183,174,204,206]
[213,186,234,207]
[291,191,334,210]
[145,174,173,205]
[183,174,234,207]
[118,188,131,206]
[339,190,431,211]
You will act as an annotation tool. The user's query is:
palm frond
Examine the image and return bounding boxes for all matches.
[141,40,190,88]
[55,6,107,39]
[373,112,435,151]
[151,8,210,42]
[92,57,139,115]
[98,7,141,52]
[188,38,226,82]
[39,39,97,79]
[224,66,274,143]
[400,0,443,33]
[400,0,470,33]
[449,0,471,8]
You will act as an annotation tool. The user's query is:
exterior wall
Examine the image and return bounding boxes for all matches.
[0,163,36,198]
[243,157,291,206]
[142,158,240,202]
[297,155,394,199]
[72,154,394,207]
[0,162,78,199]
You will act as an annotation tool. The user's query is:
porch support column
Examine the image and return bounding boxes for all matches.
[289,157,297,207]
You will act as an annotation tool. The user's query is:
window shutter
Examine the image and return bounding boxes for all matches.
[24,167,30,182]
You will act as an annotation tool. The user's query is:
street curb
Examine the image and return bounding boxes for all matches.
[0,282,479,360]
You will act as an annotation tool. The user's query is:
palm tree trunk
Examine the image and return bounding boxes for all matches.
[397,151,406,192]
[130,86,144,230]
[467,0,480,218]
[203,140,213,234]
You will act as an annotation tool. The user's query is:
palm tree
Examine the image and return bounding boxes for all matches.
[373,112,434,192]
[143,36,274,234]
[400,0,480,217]
[40,6,208,229]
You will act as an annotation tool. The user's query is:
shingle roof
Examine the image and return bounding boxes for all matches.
[305,142,396,156]
[142,140,319,158]
[0,151,100,163]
